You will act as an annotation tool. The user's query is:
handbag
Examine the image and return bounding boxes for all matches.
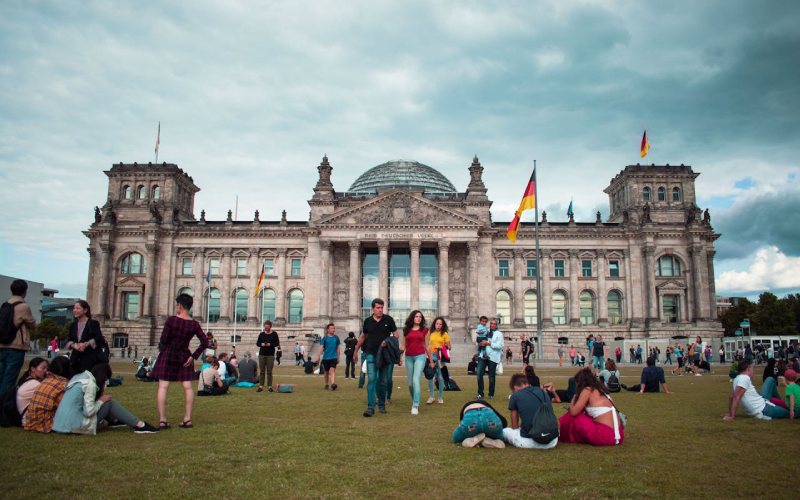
[361,359,367,373]
[423,361,436,380]
[496,362,504,375]
[440,345,451,363]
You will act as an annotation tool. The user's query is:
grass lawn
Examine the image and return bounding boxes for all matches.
[5,360,798,499]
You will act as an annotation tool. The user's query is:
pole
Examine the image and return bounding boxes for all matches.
[533,160,543,360]
[234,195,238,221]
[205,282,211,334]
[233,293,238,349]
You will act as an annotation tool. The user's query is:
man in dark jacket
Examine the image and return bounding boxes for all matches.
[351,298,398,417]
[256,320,280,393]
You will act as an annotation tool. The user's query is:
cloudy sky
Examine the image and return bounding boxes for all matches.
[1,0,798,299]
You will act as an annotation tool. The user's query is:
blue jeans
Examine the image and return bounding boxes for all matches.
[593,355,603,370]
[427,353,445,400]
[386,364,394,401]
[451,407,503,443]
[405,354,426,407]
[366,353,389,409]
[476,358,497,398]
[0,348,25,396]
[760,377,789,418]
[358,352,366,388]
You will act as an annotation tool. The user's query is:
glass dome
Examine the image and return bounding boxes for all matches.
[347,160,457,196]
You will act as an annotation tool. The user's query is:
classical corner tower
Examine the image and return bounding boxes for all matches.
[309,155,336,222]
[464,155,492,224]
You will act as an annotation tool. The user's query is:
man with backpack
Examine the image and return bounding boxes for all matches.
[502,373,560,449]
[0,280,36,396]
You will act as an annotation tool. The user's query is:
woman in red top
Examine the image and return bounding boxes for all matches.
[401,310,431,416]
[152,293,209,429]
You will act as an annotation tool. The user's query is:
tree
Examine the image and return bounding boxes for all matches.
[752,292,794,337]
[31,318,67,342]
[720,298,755,336]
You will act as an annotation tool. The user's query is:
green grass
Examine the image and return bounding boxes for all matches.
[5,361,799,499]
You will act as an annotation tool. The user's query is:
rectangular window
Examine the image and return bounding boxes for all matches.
[554,259,565,277]
[581,260,592,277]
[181,258,192,276]
[291,258,302,276]
[609,260,620,277]
[263,258,275,276]
[663,295,679,323]
[112,333,129,349]
[526,260,538,278]
[122,292,139,320]
[498,259,509,277]
[236,258,248,277]
[209,258,220,276]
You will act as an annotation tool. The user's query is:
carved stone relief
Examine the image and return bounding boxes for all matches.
[332,245,350,316]
[449,244,467,316]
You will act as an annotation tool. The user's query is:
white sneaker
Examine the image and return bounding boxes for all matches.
[481,437,506,449]
[426,397,436,405]
[462,433,485,448]
[437,398,444,404]
[411,407,419,415]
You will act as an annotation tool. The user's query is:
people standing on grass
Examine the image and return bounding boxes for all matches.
[67,300,107,375]
[615,346,622,364]
[503,372,560,449]
[401,310,430,415]
[724,360,788,421]
[476,319,504,400]
[152,293,208,430]
[557,345,564,367]
[558,368,624,446]
[427,316,451,405]
[719,346,725,364]
[569,345,576,366]
[521,335,532,366]
[344,332,358,379]
[591,335,606,373]
[294,342,303,365]
[352,298,398,417]
[49,336,59,360]
[0,279,36,397]
[318,323,341,391]
[256,320,280,393]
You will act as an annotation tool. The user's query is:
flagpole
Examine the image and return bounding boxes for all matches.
[205,281,211,334]
[533,160,544,360]
[233,293,238,349]
[155,121,160,164]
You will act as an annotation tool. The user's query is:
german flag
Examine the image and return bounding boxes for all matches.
[253,263,265,297]
[506,169,536,243]
[640,129,650,158]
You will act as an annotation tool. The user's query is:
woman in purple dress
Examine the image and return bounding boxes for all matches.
[153,293,208,429]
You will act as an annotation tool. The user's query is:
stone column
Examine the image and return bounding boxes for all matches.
[513,248,525,327]
[96,243,113,319]
[410,239,421,310]
[438,241,449,318]
[219,249,232,322]
[644,245,657,322]
[596,250,608,325]
[467,241,479,324]
[349,240,361,319]
[275,248,287,326]
[706,250,717,320]
[540,249,553,327]
[378,240,390,305]
[319,239,332,321]
[691,245,708,321]
[247,247,259,322]
[86,247,96,307]
[194,248,206,322]
[568,249,580,326]
[144,242,158,318]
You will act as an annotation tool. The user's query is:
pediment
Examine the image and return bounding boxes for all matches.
[656,279,686,291]
[116,276,146,288]
[319,191,481,228]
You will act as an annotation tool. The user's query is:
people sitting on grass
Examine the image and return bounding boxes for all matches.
[624,357,671,393]
[523,365,540,387]
[598,359,621,393]
[303,356,318,375]
[452,399,507,448]
[503,373,560,449]
[784,369,799,420]
[136,357,156,381]
[467,355,478,375]
[724,360,788,421]
[24,356,71,433]
[53,363,159,434]
[558,368,624,446]
[237,351,257,384]
[217,352,237,386]
[575,352,586,367]
[15,357,49,428]
[198,357,230,396]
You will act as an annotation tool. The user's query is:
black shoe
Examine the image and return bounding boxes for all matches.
[256,386,263,392]
[363,408,375,417]
[107,419,128,429]
[331,384,337,391]
[378,406,387,414]
[134,422,160,434]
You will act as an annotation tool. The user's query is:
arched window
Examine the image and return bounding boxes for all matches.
[608,290,623,325]
[177,287,193,297]
[120,253,144,274]
[288,289,304,324]
[233,288,248,323]
[261,289,276,322]
[495,290,512,325]
[656,255,682,277]
[152,185,161,200]
[579,290,595,325]
[657,186,666,201]
[672,187,681,202]
[523,290,538,325]
[552,290,567,325]
[137,185,147,199]
[122,185,132,200]
[207,288,221,323]
[642,186,651,202]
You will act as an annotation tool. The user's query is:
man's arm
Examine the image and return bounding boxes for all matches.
[724,386,747,420]
[353,333,365,362]
[510,409,519,430]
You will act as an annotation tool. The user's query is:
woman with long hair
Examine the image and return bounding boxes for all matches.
[16,357,49,427]
[152,293,209,429]
[401,310,430,415]
[427,316,451,405]
[558,368,624,446]
[67,300,106,374]
[24,356,71,433]
[53,363,158,434]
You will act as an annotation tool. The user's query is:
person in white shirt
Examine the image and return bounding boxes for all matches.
[476,319,504,400]
[724,360,788,421]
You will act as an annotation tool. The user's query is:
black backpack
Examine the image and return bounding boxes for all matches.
[527,388,560,444]
[0,302,22,345]
[606,372,621,393]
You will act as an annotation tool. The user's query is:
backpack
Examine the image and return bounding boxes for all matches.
[0,385,22,427]
[527,388,560,444]
[445,378,461,391]
[0,302,22,344]
[606,372,621,393]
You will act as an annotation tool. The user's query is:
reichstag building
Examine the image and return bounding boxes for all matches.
[84,156,722,354]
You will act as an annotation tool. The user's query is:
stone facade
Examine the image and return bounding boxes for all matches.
[83,157,722,357]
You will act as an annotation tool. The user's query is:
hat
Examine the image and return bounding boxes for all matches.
[784,369,797,382]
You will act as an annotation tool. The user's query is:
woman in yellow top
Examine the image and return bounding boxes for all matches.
[426,317,451,404]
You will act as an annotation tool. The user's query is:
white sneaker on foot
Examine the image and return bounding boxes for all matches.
[426,397,436,405]
[462,433,485,448]
[411,407,419,415]
[481,437,506,448]
[437,398,444,404]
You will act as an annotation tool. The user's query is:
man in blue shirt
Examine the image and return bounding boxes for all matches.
[476,319,505,400]
[318,323,341,391]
